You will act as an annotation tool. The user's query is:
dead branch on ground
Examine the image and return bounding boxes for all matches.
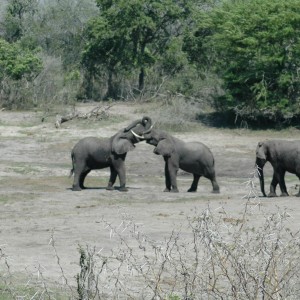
[55,104,113,128]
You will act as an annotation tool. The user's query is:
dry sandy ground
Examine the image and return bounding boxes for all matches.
[1,102,300,292]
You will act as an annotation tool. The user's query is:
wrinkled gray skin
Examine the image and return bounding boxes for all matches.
[140,128,220,193]
[70,116,152,191]
[256,140,300,197]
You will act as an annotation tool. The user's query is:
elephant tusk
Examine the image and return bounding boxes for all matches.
[131,130,144,139]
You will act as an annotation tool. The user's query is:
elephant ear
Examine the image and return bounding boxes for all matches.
[112,135,135,155]
[154,139,174,157]
[256,142,266,160]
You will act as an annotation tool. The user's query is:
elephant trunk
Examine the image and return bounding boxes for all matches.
[124,119,143,132]
[130,116,153,140]
[256,159,267,197]
[141,116,153,132]
[124,116,152,133]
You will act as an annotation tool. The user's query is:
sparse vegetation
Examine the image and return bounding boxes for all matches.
[0,13,299,300]
[0,2,300,296]
[1,167,300,299]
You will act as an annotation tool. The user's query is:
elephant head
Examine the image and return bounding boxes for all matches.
[111,116,152,155]
[255,141,268,197]
[132,128,175,157]
[148,130,175,157]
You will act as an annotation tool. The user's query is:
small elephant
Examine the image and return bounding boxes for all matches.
[132,128,220,193]
[256,140,300,197]
[70,116,152,191]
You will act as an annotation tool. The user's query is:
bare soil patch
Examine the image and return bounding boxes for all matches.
[1,102,300,289]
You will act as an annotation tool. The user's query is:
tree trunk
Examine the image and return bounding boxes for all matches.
[138,42,146,92]
[107,71,113,98]
[82,70,94,100]
[105,70,118,100]
[138,67,145,92]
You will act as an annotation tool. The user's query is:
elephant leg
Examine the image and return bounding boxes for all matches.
[211,176,220,193]
[201,168,220,194]
[72,162,87,191]
[164,159,171,192]
[79,169,91,189]
[268,172,278,197]
[296,176,300,197]
[188,174,201,192]
[113,160,128,192]
[167,158,179,193]
[205,170,220,193]
[278,170,289,197]
[107,166,117,191]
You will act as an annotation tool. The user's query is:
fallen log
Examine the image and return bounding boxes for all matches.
[55,104,113,128]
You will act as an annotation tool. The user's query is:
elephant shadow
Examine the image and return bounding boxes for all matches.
[66,186,141,191]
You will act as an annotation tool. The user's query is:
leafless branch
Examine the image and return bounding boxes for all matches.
[55,104,113,128]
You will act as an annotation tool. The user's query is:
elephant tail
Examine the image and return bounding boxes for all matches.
[69,152,75,178]
[69,168,74,178]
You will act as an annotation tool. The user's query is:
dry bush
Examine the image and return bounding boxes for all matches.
[1,168,300,299]
[33,55,81,109]
[0,237,74,300]
[75,168,300,299]
[0,55,81,110]
[78,209,300,299]
[0,77,35,110]
[150,95,201,132]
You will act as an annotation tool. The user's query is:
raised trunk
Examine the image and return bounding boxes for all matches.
[125,119,143,132]
[125,117,152,132]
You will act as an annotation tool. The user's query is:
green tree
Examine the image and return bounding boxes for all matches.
[3,0,38,42]
[0,38,42,108]
[11,0,97,70]
[186,0,300,119]
[82,0,192,99]
[0,38,41,80]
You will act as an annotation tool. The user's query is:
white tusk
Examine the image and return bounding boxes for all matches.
[131,130,144,139]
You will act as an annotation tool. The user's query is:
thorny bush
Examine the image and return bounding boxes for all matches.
[1,168,300,299]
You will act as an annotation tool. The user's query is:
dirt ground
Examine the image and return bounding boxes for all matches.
[1,102,300,290]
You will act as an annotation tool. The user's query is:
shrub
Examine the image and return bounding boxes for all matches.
[72,169,300,299]
[0,38,42,109]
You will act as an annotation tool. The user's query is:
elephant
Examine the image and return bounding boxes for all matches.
[132,128,220,193]
[70,116,152,191]
[256,140,300,197]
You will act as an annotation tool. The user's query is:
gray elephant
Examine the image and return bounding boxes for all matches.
[132,128,220,193]
[70,116,152,191]
[256,140,300,197]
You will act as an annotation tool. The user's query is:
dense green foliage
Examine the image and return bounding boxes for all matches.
[0,38,41,80]
[0,37,42,109]
[0,0,300,125]
[186,0,300,120]
[82,0,193,99]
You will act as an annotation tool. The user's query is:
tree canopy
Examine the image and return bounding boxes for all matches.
[185,0,300,120]
[0,38,41,80]
[82,0,193,98]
